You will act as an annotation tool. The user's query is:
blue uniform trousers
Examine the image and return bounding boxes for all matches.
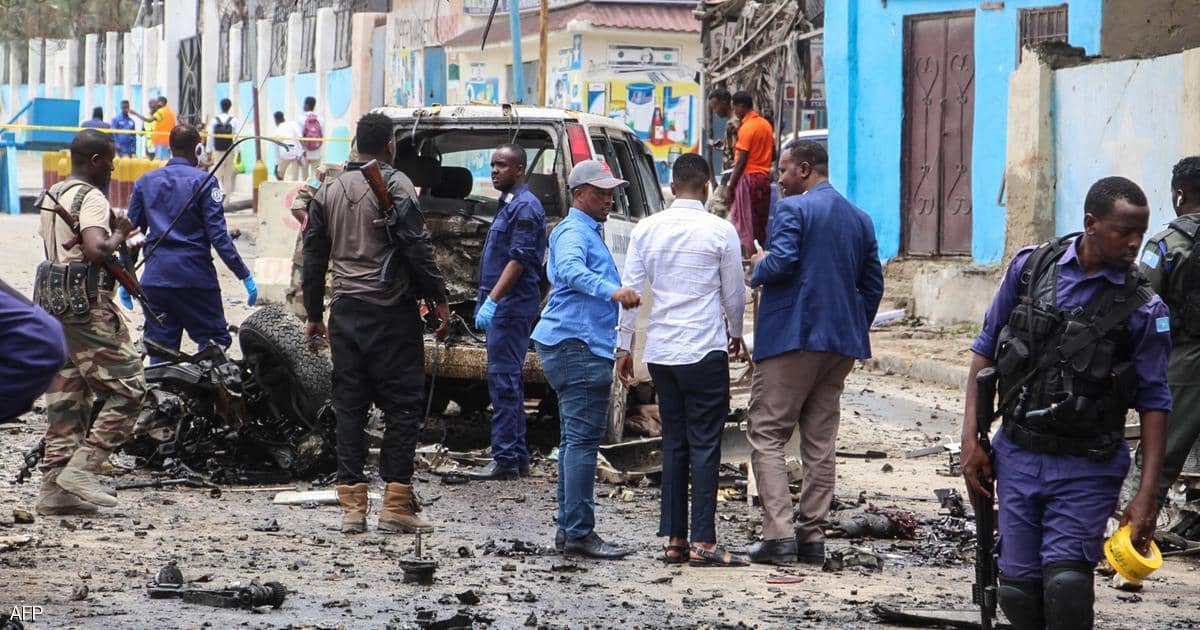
[994,428,1130,579]
[142,286,231,360]
[487,313,536,468]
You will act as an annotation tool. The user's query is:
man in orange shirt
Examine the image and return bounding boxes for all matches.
[152,97,176,160]
[725,91,774,253]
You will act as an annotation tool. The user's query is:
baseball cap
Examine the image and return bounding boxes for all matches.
[568,159,629,190]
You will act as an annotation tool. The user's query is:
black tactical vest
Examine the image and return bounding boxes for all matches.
[993,234,1150,460]
[1162,216,1200,337]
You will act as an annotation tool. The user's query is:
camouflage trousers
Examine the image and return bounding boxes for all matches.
[286,230,334,321]
[43,298,147,467]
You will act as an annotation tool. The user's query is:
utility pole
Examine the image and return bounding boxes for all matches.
[509,0,524,103]
[537,0,548,106]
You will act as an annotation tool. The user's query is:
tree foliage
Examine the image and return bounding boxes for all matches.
[0,0,144,43]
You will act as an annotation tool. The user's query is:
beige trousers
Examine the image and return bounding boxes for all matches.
[747,349,855,541]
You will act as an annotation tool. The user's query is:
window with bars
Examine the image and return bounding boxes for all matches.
[218,18,230,82]
[300,4,317,73]
[241,20,256,81]
[332,9,352,69]
[97,36,106,84]
[75,37,85,86]
[1018,5,1069,62]
[114,36,124,84]
[269,20,287,76]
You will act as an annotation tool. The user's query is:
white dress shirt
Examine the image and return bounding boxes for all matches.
[617,198,746,365]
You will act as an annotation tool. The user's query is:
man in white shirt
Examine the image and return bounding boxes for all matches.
[207,98,237,196]
[273,110,305,181]
[615,153,748,567]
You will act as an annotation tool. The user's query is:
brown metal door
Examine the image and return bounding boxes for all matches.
[902,12,975,256]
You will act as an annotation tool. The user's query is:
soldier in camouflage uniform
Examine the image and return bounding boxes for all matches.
[286,153,353,319]
[1136,156,1200,505]
[34,130,147,516]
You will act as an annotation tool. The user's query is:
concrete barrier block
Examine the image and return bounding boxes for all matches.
[912,264,998,327]
[254,180,305,303]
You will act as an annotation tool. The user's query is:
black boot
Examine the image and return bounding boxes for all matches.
[466,461,520,480]
[746,537,798,565]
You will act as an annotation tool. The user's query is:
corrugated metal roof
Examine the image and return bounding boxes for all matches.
[444,2,700,49]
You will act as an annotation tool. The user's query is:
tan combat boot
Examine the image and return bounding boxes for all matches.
[378,482,433,533]
[335,483,369,534]
[35,467,98,516]
[55,446,118,507]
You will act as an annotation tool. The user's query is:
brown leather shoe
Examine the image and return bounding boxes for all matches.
[335,483,369,534]
[35,467,98,516]
[378,482,433,533]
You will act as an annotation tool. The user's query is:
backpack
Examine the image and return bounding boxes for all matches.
[301,113,323,152]
[212,115,234,152]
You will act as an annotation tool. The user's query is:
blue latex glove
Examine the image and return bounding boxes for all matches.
[117,286,134,310]
[243,275,258,306]
[474,296,498,331]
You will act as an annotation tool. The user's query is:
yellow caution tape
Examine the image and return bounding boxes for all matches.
[0,122,351,143]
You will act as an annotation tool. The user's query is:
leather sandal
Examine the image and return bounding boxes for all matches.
[661,544,688,564]
[688,544,749,568]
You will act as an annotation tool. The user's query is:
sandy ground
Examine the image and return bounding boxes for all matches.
[1,212,1198,629]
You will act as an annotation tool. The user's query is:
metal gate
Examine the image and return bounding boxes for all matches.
[178,35,202,126]
[901,11,975,257]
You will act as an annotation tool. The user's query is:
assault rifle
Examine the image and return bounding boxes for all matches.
[41,189,163,325]
[13,397,104,484]
[972,367,1000,630]
[359,159,417,285]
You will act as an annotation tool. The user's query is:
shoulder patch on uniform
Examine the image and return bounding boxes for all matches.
[1156,316,1171,333]
[516,219,534,230]
[1141,248,1161,269]
[210,186,225,204]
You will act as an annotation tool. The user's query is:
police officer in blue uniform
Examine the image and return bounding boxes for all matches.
[127,124,256,355]
[963,177,1170,630]
[0,279,67,420]
[468,143,547,480]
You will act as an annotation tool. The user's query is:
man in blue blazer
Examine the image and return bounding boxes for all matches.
[743,141,884,565]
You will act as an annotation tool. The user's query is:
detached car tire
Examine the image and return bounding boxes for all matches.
[238,304,333,430]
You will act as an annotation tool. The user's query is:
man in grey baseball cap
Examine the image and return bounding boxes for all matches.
[532,159,639,559]
[567,158,629,192]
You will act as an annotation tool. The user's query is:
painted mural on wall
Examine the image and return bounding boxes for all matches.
[550,34,583,111]
[598,80,699,183]
[465,62,499,104]
[391,49,424,106]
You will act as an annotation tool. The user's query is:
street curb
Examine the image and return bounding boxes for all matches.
[861,352,968,390]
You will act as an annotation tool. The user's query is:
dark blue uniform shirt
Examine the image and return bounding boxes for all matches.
[477,183,547,319]
[972,238,1172,481]
[0,280,67,419]
[129,157,250,289]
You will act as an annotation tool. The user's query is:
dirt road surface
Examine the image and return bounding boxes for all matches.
[1,213,1196,629]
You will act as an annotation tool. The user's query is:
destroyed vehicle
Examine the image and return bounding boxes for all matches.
[375,104,667,442]
[125,304,336,482]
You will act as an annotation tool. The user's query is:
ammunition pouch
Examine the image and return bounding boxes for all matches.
[32,260,115,324]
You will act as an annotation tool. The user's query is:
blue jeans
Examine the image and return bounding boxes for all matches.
[535,339,613,540]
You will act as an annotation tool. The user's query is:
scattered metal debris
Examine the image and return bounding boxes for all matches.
[455,590,480,605]
[252,519,280,532]
[836,450,888,460]
[147,562,286,610]
[906,445,945,459]
[823,546,883,572]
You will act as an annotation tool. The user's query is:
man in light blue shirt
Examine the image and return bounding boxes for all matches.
[532,159,640,559]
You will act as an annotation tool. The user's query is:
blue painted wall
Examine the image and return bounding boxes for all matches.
[1052,54,1183,236]
[327,68,352,119]
[294,73,318,109]
[826,1,1103,263]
